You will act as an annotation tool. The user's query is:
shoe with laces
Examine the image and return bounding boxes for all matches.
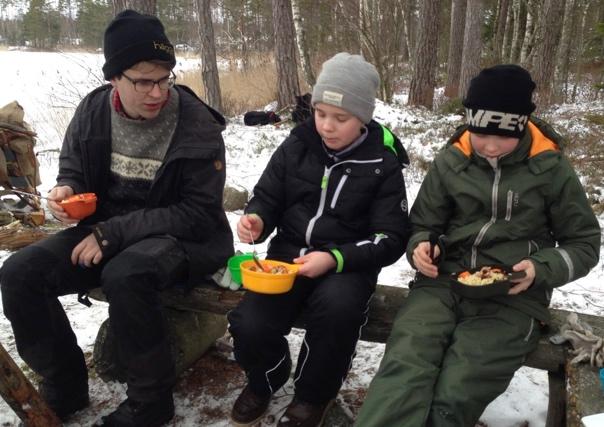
[277,397,333,427]
[230,384,271,426]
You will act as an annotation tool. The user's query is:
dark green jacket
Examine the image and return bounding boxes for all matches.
[407,117,601,322]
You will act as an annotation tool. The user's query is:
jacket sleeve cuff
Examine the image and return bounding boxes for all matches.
[330,248,344,273]
[92,224,119,257]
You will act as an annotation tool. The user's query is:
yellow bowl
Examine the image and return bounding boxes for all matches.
[240,259,299,294]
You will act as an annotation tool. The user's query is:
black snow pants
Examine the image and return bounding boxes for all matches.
[0,226,187,402]
[227,270,376,404]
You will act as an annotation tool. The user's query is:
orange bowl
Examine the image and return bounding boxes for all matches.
[240,259,299,294]
[60,193,97,220]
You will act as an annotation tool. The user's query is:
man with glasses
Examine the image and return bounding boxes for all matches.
[0,9,233,427]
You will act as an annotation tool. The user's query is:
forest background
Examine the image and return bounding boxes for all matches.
[1,0,603,116]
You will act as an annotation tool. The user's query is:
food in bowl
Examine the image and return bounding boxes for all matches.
[457,266,507,286]
[248,264,289,274]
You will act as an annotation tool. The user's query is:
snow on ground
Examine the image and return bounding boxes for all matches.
[1,51,603,426]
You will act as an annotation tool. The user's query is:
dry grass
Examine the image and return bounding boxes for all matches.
[178,60,278,116]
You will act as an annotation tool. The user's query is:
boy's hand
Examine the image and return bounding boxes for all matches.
[412,241,441,278]
[71,233,103,267]
[294,252,336,278]
[508,259,535,295]
[237,214,264,243]
[47,185,79,224]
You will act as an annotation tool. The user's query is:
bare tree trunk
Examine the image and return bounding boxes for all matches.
[500,1,514,61]
[555,0,577,102]
[459,0,484,99]
[509,0,527,63]
[532,0,565,106]
[272,0,300,109]
[291,0,315,87]
[444,0,467,98]
[195,0,223,112]
[493,0,510,62]
[408,0,441,109]
[112,0,156,15]
[571,1,589,102]
[337,0,362,54]
[520,0,536,64]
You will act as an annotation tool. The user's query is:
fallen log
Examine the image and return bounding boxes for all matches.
[0,341,61,427]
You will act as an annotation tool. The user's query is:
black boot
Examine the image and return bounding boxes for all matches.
[38,378,89,421]
[96,394,174,427]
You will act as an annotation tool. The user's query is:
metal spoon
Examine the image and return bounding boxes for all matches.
[7,189,55,201]
[249,230,269,272]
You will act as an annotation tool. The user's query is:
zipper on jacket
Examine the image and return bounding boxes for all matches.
[505,190,514,221]
[330,174,349,209]
[305,159,382,247]
[471,166,502,267]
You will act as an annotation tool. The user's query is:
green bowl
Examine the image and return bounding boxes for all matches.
[227,253,254,285]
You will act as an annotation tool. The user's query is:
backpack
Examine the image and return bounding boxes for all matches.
[0,101,44,226]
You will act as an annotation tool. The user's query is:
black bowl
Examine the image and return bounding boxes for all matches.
[450,265,526,299]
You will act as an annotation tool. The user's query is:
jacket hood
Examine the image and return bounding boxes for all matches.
[291,117,409,168]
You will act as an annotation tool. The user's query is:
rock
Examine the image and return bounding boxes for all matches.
[223,185,248,212]
[93,308,228,382]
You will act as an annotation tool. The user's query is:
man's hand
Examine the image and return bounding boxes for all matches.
[237,214,264,243]
[412,241,441,278]
[71,234,103,267]
[508,259,536,295]
[47,186,79,224]
[294,252,336,278]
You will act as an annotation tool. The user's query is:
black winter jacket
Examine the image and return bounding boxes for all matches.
[246,118,410,274]
[57,84,234,281]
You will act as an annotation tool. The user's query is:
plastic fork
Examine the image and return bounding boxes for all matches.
[249,230,269,272]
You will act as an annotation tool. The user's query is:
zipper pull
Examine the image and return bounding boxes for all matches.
[321,174,328,189]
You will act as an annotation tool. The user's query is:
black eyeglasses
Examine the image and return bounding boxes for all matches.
[121,71,176,93]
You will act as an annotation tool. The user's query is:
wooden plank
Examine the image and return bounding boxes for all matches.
[0,342,62,427]
[89,283,572,372]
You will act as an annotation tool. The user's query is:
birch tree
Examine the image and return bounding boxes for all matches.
[291,0,315,87]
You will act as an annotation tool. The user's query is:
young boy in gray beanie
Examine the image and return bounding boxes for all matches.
[228,52,410,427]
[356,64,600,426]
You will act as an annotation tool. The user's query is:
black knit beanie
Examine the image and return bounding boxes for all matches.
[462,64,536,138]
[102,10,176,80]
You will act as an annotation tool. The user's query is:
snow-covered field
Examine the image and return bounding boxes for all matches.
[0,51,603,426]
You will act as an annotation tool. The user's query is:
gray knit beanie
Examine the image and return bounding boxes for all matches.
[311,53,380,124]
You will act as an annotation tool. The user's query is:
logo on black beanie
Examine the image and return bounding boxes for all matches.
[462,64,536,139]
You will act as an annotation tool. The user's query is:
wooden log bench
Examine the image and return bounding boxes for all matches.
[89,283,604,427]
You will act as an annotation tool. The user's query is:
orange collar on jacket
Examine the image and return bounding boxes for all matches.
[453,121,560,158]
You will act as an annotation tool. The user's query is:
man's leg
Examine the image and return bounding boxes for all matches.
[0,226,101,418]
[355,285,457,427]
[427,301,540,427]
[100,236,187,407]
